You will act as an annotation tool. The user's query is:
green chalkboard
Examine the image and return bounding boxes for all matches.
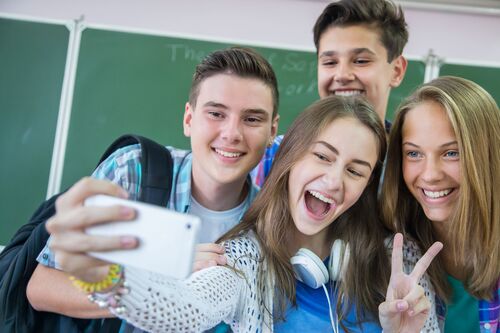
[61,28,425,188]
[61,29,320,188]
[440,63,500,105]
[0,18,68,244]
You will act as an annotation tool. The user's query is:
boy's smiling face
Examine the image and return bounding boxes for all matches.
[184,73,277,190]
[317,24,407,120]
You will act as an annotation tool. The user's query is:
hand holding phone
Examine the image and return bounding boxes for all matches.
[85,195,200,279]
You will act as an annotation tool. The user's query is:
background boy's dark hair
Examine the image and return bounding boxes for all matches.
[189,47,279,117]
[313,0,409,62]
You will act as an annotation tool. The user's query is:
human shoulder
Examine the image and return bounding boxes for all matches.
[165,146,191,161]
[102,143,142,167]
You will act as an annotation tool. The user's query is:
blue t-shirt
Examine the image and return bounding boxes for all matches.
[274,259,381,333]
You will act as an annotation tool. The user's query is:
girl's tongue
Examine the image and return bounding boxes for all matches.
[305,191,331,216]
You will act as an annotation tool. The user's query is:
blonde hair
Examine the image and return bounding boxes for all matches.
[220,95,389,323]
[381,76,500,299]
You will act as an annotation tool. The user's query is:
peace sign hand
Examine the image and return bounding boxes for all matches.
[379,233,443,333]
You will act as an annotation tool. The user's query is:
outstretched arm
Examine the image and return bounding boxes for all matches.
[27,264,113,318]
[46,177,255,332]
[379,233,443,333]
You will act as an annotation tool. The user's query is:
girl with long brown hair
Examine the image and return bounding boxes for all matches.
[381,76,500,332]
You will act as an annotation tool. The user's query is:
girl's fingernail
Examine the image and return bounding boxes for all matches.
[396,301,406,311]
[119,189,129,199]
[121,206,135,218]
[121,236,137,248]
[408,310,415,316]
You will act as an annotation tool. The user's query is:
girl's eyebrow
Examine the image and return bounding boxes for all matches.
[403,141,458,148]
[313,141,373,170]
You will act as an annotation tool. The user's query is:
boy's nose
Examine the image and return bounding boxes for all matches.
[221,119,243,143]
[334,62,355,84]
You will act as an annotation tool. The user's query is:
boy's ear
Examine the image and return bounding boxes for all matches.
[183,102,193,137]
[389,55,408,88]
[270,114,280,145]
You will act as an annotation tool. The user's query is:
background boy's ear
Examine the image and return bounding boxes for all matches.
[390,55,408,88]
[183,102,193,137]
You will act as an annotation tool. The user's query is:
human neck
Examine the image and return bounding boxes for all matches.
[289,229,331,260]
[190,169,248,212]
[376,104,387,124]
[432,220,466,281]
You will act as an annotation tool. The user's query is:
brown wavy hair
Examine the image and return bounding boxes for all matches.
[219,95,389,323]
[381,76,500,300]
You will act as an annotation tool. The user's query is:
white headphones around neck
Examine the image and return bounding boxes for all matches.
[290,239,350,333]
[291,239,350,289]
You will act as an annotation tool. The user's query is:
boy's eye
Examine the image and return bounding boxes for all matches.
[245,116,262,124]
[354,58,370,64]
[321,59,337,66]
[208,111,224,119]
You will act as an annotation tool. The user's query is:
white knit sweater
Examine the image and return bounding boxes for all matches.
[113,234,440,333]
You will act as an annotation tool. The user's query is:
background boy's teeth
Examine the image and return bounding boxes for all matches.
[335,90,361,97]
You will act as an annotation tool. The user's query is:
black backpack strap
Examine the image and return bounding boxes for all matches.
[97,134,173,207]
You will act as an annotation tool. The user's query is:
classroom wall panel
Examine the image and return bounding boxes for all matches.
[0,18,68,244]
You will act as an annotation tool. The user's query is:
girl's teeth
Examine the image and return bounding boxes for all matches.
[423,189,451,198]
[215,149,242,158]
[308,190,334,204]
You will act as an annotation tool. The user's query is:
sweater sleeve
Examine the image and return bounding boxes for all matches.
[113,236,262,333]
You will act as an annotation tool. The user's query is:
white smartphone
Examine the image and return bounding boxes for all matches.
[84,194,200,279]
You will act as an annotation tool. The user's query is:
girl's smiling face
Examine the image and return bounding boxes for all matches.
[288,116,378,247]
[402,100,461,227]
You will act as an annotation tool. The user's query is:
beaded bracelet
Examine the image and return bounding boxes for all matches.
[69,264,123,293]
[88,280,130,315]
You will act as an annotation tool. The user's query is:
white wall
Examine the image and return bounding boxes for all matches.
[1,0,499,66]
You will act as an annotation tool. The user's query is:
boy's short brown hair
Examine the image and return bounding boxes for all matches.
[313,0,408,62]
[189,47,279,117]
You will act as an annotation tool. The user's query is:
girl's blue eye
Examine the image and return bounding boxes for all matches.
[406,151,420,158]
[445,150,459,158]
